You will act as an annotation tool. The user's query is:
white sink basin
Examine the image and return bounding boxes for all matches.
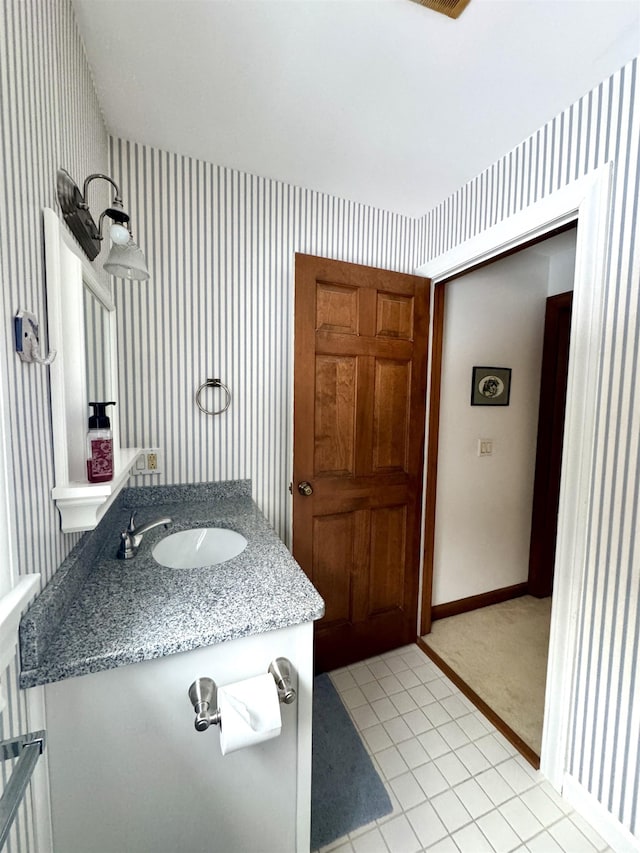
[152,527,247,569]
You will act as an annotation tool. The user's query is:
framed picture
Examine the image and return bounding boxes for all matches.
[471,366,512,406]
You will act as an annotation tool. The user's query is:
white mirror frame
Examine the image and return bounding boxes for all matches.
[44,208,141,533]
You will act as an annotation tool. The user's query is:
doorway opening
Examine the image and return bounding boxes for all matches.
[419,226,577,766]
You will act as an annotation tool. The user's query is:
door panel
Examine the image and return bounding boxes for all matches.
[314,356,357,476]
[373,359,411,472]
[293,253,430,671]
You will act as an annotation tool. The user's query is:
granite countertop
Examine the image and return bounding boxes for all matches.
[20,481,324,688]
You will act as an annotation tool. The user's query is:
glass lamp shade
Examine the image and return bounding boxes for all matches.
[103,238,150,281]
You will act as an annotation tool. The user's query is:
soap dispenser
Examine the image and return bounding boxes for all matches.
[86,401,116,483]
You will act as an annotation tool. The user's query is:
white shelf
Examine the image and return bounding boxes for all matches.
[52,447,142,533]
[0,575,40,713]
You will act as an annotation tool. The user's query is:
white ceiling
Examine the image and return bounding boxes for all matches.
[72,0,640,218]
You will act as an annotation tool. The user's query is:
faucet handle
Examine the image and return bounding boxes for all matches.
[127,511,137,533]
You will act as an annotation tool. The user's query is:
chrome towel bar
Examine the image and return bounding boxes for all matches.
[0,731,46,849]
[195,378,231,416]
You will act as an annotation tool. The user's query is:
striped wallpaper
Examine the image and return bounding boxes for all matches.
[0,0,110,849]
[109,139,418,542]
[416,57,640,841]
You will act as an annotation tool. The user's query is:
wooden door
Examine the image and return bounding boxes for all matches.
[528,291,573,597]
[293,254,430,672]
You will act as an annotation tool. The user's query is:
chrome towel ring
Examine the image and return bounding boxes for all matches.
[196,378,232,416]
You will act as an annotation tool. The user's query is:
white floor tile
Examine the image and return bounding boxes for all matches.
[383,715,414,744]
[496,758,539,794]
[456,741,492,775]
[408,683,436,707]
[375,745,409,780]
[350,703,380,730]
[526,830,564,852]
[422,701,453,727]
[538,780,573,815]
[499,796,545,841]
[397,737,430,769]
[434,751,472,786]
[400,649,429,669]
[439,719,471,750]
[475,732,514,764]
[520,786,565,827]
[441,694,472,719]
[414,760,451,797]
[406,800,449,848]
[362,722,393,753]
[568,812,610,851]
[404,707,432,735]
[331,670,358,691]
[381,652,411,674]
[425,836,459,852]
[418,728,451,760]
[340,686,368,709]
[379,814,421,853]
[379,674,405,696]
[319,837,354,853]
[323,646,608,853]
[350,827,388,853]
[452,821,496,852]
[349,819,379,840]
[371,697,399,723]
[389,771,427,811]
[428,678,455,700]
[547,816,599,852]
[431,789,473,833]
[454,777,495,819]
[350,664,377,686]
[368,660,394,680]
[477,809,522,851]
[361,681,387,703]
[390,691,418,715]
[474,767,517,806]
[395,668,421,689]
[457,711,491,740]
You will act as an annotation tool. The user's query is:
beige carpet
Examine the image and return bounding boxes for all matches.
[422,595,552,756]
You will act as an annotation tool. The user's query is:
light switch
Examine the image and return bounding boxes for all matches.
[478,439,493,456]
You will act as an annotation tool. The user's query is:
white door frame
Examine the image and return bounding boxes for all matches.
[415,161,613,790]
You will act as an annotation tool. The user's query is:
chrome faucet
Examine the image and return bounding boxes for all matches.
[117,511,172,560]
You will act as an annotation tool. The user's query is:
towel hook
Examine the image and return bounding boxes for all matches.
[195,378,231,416]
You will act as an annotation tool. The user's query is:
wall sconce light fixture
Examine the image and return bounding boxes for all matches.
[56,169,150,281]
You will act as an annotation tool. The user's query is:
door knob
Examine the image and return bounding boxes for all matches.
[297,481,313,496]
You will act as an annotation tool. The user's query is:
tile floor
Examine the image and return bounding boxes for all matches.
[319,644,612,853]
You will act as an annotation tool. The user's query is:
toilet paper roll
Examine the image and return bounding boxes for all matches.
[218,673,282,756]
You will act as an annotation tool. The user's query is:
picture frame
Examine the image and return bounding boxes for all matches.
[471,366,512,406]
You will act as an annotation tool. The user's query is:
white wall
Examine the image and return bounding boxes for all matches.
[433,250,549,605]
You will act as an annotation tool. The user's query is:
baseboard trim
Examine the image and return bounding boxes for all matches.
[431,583,528,622]
[416,637,540,769]
[561,775,640,853]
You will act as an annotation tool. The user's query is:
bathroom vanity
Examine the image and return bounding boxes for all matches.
[20,481,324,853]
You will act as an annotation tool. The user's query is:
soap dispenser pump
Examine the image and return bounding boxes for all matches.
[86,401,116,483]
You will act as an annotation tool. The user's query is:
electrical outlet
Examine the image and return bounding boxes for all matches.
[135,448,162,475]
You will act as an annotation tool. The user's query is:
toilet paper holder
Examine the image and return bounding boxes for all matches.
[188,657,297,733]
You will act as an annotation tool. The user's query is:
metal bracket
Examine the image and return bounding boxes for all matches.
[188,658,297,733]
[0,731,46,849]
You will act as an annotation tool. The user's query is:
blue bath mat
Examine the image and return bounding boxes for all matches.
[311,673,393,849]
